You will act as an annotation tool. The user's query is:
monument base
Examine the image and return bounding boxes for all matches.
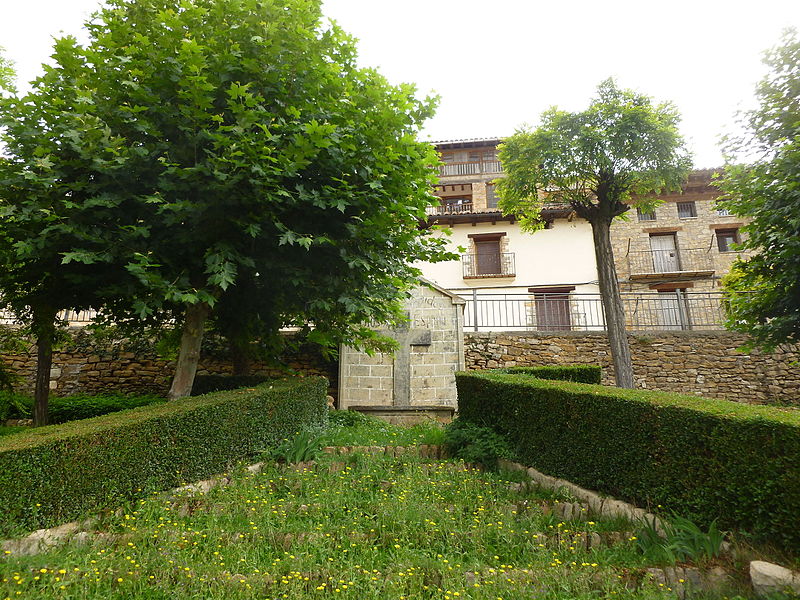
[348,405,455,426]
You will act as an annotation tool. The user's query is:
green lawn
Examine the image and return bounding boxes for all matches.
[0,450,751,599]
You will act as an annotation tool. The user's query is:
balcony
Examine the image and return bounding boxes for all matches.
[439,160,503,177]
[426,201,474,216]
[462,252,515,278]
[626,248,714,279]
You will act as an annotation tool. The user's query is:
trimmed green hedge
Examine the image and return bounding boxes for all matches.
[456,371,800,551]
[0,377,327,536]
[492,364,601,384]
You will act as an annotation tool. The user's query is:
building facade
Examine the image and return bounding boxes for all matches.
[415,139,747,333]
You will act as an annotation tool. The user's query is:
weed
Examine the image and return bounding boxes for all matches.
[443,418,512,470]
[636,513,726,565]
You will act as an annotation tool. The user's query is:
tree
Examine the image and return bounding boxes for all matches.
[0,47,14,95]
[1,0,452,402]
[497,79,691,388]
[0,37,135,425]
[717,29,800,351]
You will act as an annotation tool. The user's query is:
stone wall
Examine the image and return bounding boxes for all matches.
[464,331,800,404]
[338,282,465,410]
[1,332,337,398]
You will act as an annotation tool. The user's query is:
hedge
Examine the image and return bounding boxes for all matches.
[492,364,601,384]
[456,371,800,551]
[0,376,327,537]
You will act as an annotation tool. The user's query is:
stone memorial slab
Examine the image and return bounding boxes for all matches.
[338,279,465,421]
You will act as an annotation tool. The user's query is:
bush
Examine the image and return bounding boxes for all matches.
[0,376,327,536]
[0,391,31,421]
[0,392,166,424]
[492,364,601,384]
[456,371,800,551]
[443,418,512,470]
[191,374,273,396]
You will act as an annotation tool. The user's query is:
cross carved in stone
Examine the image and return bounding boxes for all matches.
[382,314,432,407]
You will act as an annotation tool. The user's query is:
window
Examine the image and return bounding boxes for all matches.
[716,208,731,216]
[677,201,697,218]
[637,207,656,221]
[463,232,513,277]
[486,184,498,209]
[716,228,740,253]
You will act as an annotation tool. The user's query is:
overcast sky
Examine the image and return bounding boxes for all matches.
[2,0,799,167]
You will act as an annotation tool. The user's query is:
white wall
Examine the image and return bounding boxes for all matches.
[417,218,599,294]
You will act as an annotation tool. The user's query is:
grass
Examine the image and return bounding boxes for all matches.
[0,412,754,599]
[0,425,25,437]
[322,410,446,447]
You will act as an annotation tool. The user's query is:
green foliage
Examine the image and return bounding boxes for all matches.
[492,364,601,384]
[496,79,692,229]
[718,29,800,351]
[636,515,726,565]
[0,46,14,95]
[271,430,325,464]
[0,391,165,424]
[323,410,445,447]
[0,376,327,536]
[191,374,273,396]
[443,418,512,470]
[0,0,456,402]
[0,391,31,421]
[456,371,800,551]
[495,80,691,389]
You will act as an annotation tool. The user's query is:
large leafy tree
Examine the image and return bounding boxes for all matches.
[718,29,800,350]
[497,80,691,388]
[1,0,451,404]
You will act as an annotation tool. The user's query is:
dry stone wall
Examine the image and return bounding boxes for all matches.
[464,331,800,404]
[1,332,337,397]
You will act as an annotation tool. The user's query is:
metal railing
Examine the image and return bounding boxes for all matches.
[439,160,503,177]
[462,253,516,278]
[626,247,714,277]
[455,289,728,332]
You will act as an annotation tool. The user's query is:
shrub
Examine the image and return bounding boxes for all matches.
[443,418,512,470]
[49,394,166,424]
[456,371,800,551]
[191,374,273,396]
[492,364,601,384]
[0,392,166,424]
[0,377,327,536]
[0,391,31,421]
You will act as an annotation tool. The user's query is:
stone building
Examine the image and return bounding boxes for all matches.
[337,280,465,421]
[416,140,748,333]
[416,138,601,332]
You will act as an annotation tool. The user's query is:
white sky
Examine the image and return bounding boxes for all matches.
[2,0,799,168]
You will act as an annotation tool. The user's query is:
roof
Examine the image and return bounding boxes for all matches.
[431,137,504,150]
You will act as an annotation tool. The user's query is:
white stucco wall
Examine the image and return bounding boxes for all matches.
[417,218,599,294]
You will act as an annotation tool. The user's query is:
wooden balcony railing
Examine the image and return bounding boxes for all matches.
[439,160,503,177]
[426,201,474,216]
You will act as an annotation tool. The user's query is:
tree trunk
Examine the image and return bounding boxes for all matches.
[590,219,635,388]
[168,302,210,400]
[230,339,252,376]
[32,307,57,427]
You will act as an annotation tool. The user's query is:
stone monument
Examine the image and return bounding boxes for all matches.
[338,279,465,423]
